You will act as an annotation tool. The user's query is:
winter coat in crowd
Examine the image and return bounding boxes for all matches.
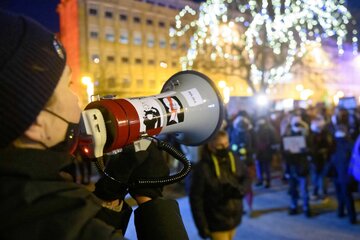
[189,149,250,238]
[0,147,188,240]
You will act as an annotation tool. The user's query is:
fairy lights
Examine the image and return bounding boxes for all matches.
[170,0,358,92]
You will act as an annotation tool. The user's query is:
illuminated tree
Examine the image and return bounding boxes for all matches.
[170,0,358,94]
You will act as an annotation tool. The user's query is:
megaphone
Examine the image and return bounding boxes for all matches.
[79,70,224,159]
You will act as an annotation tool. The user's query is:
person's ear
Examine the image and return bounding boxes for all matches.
[23,114,47,142]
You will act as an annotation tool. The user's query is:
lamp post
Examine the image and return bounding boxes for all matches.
[81,76,94,103]
[218,80,230,104]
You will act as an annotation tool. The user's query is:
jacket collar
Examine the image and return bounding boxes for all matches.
[0,147,73,180]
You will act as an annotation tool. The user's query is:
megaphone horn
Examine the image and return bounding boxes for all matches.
[81,70,224,157]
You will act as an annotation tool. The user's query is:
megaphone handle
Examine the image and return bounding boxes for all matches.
[129,138,192,188]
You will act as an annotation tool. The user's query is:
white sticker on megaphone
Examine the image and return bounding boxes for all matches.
[181,88,204,107]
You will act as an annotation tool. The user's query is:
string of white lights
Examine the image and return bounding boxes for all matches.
[169,0,358,91]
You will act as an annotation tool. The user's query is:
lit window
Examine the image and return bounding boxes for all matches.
[160,61,167,68]
[105,11,113,18]
[89,8,98,16]
[170,40,177,49]
[122,78,131,88]
[91,54,100,63]
[149,79,156,86]
[159,38,166,48]
[108,77,116,88]
[147,34,154,47]
[119,31,128,44]
[133,32,142,45]
[136,79,144,86]
[106,33,115,42]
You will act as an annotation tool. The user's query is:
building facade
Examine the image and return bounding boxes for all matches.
[58,0,359,109]
[57,0,198,107]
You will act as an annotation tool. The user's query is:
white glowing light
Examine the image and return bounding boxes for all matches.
[300,89,314,100]
[336,90,345,98]
[93,57,100,64]
[296,84,304,92]
[256,94,269,106]
[218,80,227,88]
[223,86,231,104]
[170,0,358,93]
[81,76,94,103]
[160,61,168,68]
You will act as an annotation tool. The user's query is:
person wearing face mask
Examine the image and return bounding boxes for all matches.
[189,130,250,240]
[327,108,357,224]
[229,111,255,217]
[253,115,277,188]
[0,10,189,240]
[309,114,332,200]
[282,114,312,217]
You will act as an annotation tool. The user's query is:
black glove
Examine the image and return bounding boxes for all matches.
[93,145,149,201]
[128,141,170,200]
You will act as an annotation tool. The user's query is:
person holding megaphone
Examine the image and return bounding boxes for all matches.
[0,10,194,240]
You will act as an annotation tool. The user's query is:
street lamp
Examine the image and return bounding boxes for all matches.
[81,76,94,103]
[218,80,230,104]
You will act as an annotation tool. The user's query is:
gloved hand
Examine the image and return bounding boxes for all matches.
[93,144,149,201]
[128,141,170,200]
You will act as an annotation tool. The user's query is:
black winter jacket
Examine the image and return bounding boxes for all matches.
[0,148,188,240]
[189,151,250,236]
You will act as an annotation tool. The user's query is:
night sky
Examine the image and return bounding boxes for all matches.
[0,0,60,32]
[0,0,360,33]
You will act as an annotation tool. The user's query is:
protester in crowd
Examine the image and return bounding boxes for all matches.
[0,10,188,239]
[309,113,332,200]
[268,111,284,183]
[350,134,360,183]
[189,130,250,240]
[282,113,312,217]
[229,111,256,216]
[328,108,357,224]
[253,115,277,188]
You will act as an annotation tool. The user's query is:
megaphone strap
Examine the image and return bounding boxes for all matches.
[211,152,236,178]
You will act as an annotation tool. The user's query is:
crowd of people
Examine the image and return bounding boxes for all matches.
[181,104,360,239]
[1,8,360,240]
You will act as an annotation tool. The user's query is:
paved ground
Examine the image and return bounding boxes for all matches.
[123,177,360,240]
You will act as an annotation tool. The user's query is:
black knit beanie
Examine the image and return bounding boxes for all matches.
[0,10,66,148]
